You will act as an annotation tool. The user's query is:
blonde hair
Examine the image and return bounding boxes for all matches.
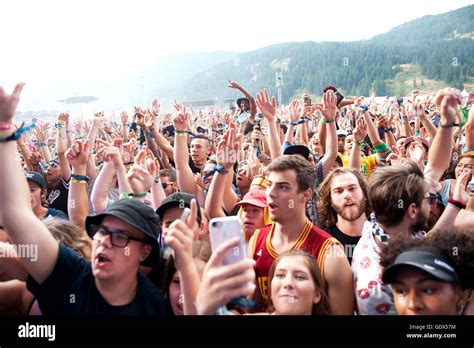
[43,220,92,260]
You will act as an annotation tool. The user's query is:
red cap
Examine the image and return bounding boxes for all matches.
[235,189,267,208]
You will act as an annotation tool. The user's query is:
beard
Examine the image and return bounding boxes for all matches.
[412,209,430,232]
[332,199,366,222]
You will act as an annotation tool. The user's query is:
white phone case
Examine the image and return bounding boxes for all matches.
[209,216,247,265]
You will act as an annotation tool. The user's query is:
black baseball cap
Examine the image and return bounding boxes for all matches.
[25,171,46,189]
[283,145,310,161]
[85,199,161,267]
[382,250,459,284]
[155,192,201,221]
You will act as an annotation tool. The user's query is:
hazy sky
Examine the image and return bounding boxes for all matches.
[1,0,471,109]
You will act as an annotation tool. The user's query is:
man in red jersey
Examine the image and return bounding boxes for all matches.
[248,155,354,314]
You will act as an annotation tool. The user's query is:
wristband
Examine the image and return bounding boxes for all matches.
[439,123,458,128]
[129,192,147,198]
[120,192,130,200]
[70,174,90,183]
[384,128,393,133]
[355,140,364,149]
[374,143,388,153]
[38,142,47,147]
[71,178,88,184]
[213,164,229,175]
[447,198,466,210]
[0,122,36,143]
[322,118,335,124]
[55,123,65,129]
[154,176,161,184]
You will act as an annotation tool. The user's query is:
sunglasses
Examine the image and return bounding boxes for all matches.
[161,182,174,190]
[423,193,437,205]
[46,161,59,169]
[89,224,150,248]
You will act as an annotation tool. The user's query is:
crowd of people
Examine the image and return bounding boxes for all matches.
[0,80,473,316]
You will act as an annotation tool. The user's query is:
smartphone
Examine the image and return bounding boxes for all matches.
[209,216,247,265]
[335,91,344,106]
[397,98,404,107]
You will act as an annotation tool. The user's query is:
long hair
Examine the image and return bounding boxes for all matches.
[317,168,371,227]
[43,219,92,260]
[266,250,331,315]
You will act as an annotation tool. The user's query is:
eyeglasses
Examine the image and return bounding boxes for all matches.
[423,193,437,205]
[89,224,149,248]
[161,182,174,190]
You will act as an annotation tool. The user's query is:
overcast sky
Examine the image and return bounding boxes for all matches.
[1,0,471,109]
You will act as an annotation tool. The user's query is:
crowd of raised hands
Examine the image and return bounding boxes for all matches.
[0,79,473,317]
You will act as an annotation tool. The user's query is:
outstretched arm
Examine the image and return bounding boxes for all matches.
[256,90,281,159]
[228,80,257,117]
[0,83,59,284]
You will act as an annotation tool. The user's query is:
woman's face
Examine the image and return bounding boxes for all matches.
[455,157,474,180]
[169,258,207,315]
[391,267,467,315]
[271,255,321,315]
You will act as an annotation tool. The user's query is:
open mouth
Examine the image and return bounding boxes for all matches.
[96,253,111,266]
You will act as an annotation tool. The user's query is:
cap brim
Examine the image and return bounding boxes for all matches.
[382,262,457,284]
[155,201,184,219]
[235,199,267,208]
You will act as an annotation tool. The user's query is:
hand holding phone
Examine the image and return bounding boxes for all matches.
[209,216,247,265]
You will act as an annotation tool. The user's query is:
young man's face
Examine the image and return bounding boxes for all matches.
[330,172,366,223]
[266,170,309,223]
[160,175,176,196]
[45,161,62,186]
[91,216,151,282]
[240,100,250,112]
[338,135,347,154]
[391,267,466,315]
[240,204,265,239]
[190,138,209,164]
[28,182,45,210]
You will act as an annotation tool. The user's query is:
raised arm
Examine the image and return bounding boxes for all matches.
[315,90,338,177]
[90,160,114,213]
[165,199,202,315]
[173,110,201,197]
[66,139,90,229]
[0,82,59,284]
[57,112,72,181]
[256,89,281,159]
[349,117,367,170]
[228,80,257,117]
[425,88,463,181]
[33,122,52,163]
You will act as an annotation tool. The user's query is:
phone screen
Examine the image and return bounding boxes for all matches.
[209,216,247,265]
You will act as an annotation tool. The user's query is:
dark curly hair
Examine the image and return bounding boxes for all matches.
[380,229,474,289]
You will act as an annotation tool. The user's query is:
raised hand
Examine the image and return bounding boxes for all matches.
[452,171,470,205]
[66,139,89,170]
[173,109,188,131]
[165,199,199,272]
[315,90,337,122]
[33,122,48,142]
[289,99,300,123]
[227,80,241,89]
[58,112,70,123]
[0,82,25,124]
[432,88,463,126]
[93,112,105,126]
[120,111,129,125]
[256,89,277,122]
[127,150,155,194]
[353,117,367,142]
[151,99,160,115]
[217,124,241,170]
[96,146,123,169]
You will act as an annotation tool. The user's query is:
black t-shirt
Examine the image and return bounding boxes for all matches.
[324,225,361,265]
[27,244,167,315]
[47,177,70,216]
[189,158,202,174]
